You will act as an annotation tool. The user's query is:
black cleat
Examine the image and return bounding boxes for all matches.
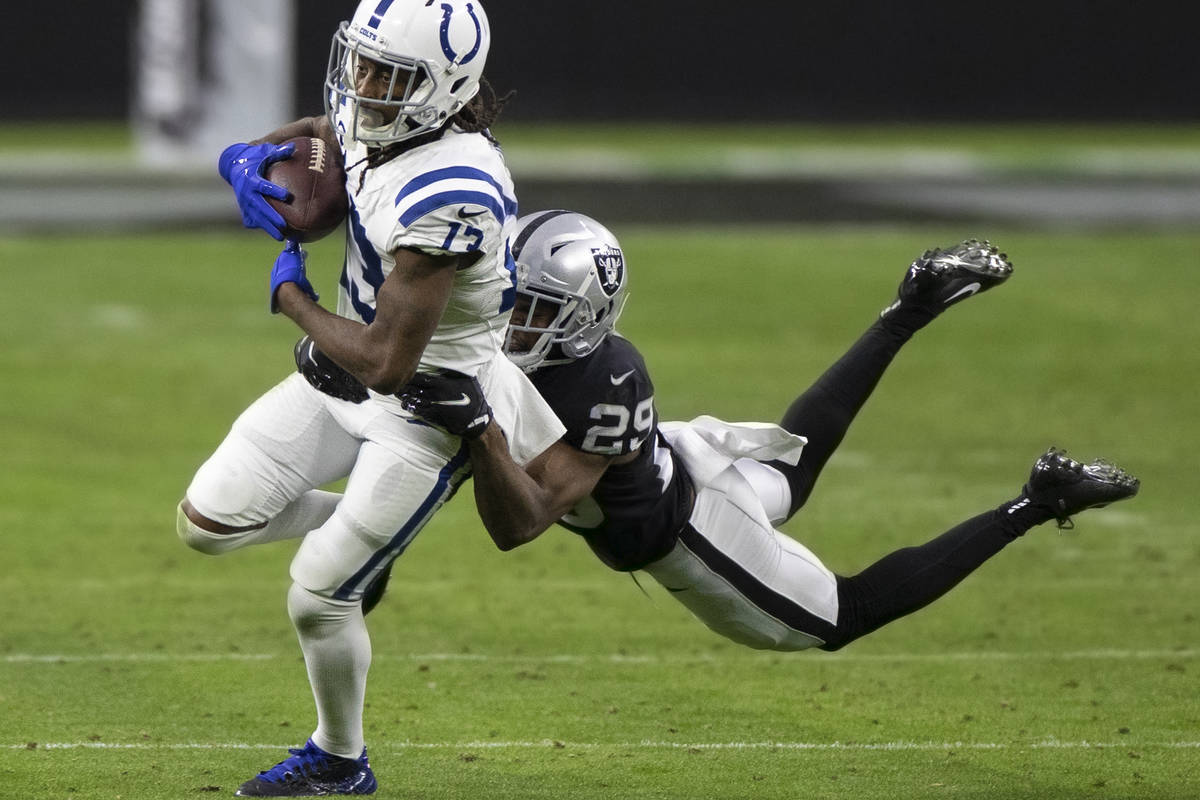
[881,239,1013,318]
[1022,447,1140,529]
[360,563,393,617]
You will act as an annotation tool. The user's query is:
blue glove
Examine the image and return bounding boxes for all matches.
[270,240,319,313]
[218,141,295,241]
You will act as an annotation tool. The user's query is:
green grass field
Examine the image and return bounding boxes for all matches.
[6,121,1200,178]
[1,226,1197,799]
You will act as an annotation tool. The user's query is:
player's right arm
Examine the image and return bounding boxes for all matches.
[248,115,339,151]
[467,425,615,551]
[275,245,457,393]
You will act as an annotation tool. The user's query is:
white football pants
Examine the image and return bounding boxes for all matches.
[644,434,839,651]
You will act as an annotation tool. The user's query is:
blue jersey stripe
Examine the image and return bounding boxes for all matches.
[397,189,506,228]
[344,270,375,324]
[394,166,517,217]
[346,202,380,322]
[500,238,516,312]
[333,442,472,601]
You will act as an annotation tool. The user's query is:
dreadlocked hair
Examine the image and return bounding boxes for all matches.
[350,77,513,192]
[451,77,513,146]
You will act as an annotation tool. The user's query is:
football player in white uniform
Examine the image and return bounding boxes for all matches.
[175,2,563,796]
[401,211,1140,653]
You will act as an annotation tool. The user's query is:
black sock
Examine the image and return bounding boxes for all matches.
[820,502,1043,651]
[996,494,1059,532]
[774,316,921,517]
[880,303,939,339]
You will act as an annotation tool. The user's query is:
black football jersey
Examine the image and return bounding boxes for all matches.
[530,336,691,571]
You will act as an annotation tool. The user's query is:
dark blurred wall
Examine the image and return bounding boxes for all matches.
[9,1,1194,122]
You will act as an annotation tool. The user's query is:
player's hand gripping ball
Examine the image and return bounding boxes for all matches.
[217,140,295,240]
[265,136,349,242]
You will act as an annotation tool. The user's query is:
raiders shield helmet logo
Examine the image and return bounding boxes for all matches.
[591,245,624,296]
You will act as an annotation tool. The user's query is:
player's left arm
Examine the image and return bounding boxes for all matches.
[274,245,457,393]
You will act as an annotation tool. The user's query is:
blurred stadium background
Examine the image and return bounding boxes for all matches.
[3,1,1199,231]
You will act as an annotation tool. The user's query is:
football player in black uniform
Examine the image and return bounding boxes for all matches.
[397,211,1140,651]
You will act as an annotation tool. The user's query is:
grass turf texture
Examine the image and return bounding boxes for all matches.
[1,227,1197,799]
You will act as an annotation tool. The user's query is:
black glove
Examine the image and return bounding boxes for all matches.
[398,369,493,438]
[293,335,369,403]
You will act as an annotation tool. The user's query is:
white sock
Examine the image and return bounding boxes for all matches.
[288,582,370,759]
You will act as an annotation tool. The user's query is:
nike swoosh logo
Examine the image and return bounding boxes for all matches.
[664,586,688,593]
[610,370,635,385]
[943,282,982,304]
[433,394,472,406]
[457,207,486,219]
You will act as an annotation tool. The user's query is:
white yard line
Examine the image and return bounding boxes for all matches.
[4,648,1196,665]
[379,649,1199,664]
[2,653,275,663]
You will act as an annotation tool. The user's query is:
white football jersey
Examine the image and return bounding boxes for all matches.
[334,123,518,379]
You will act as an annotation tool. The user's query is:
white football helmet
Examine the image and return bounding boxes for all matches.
[505,211,630,373]
[325,0,491,145]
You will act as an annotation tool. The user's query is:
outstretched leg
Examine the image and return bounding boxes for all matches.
[773,240,1013,518]
[819,448,1140,651]
[646,447,1137,653]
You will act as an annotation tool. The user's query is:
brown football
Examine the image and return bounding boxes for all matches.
[265,136,348,242]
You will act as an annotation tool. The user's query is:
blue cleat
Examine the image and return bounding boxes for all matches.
[235,739,376,796]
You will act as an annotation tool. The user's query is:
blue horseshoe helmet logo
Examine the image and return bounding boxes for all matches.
[439,3,482,65]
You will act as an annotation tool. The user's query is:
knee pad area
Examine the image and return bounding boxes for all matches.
[185,450,269,527]
[287,582,360,633]
[288,509,383,599]
[176,502,245,555]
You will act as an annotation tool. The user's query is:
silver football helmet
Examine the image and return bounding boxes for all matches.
[325,0,491,145]
[505,211,630,373]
